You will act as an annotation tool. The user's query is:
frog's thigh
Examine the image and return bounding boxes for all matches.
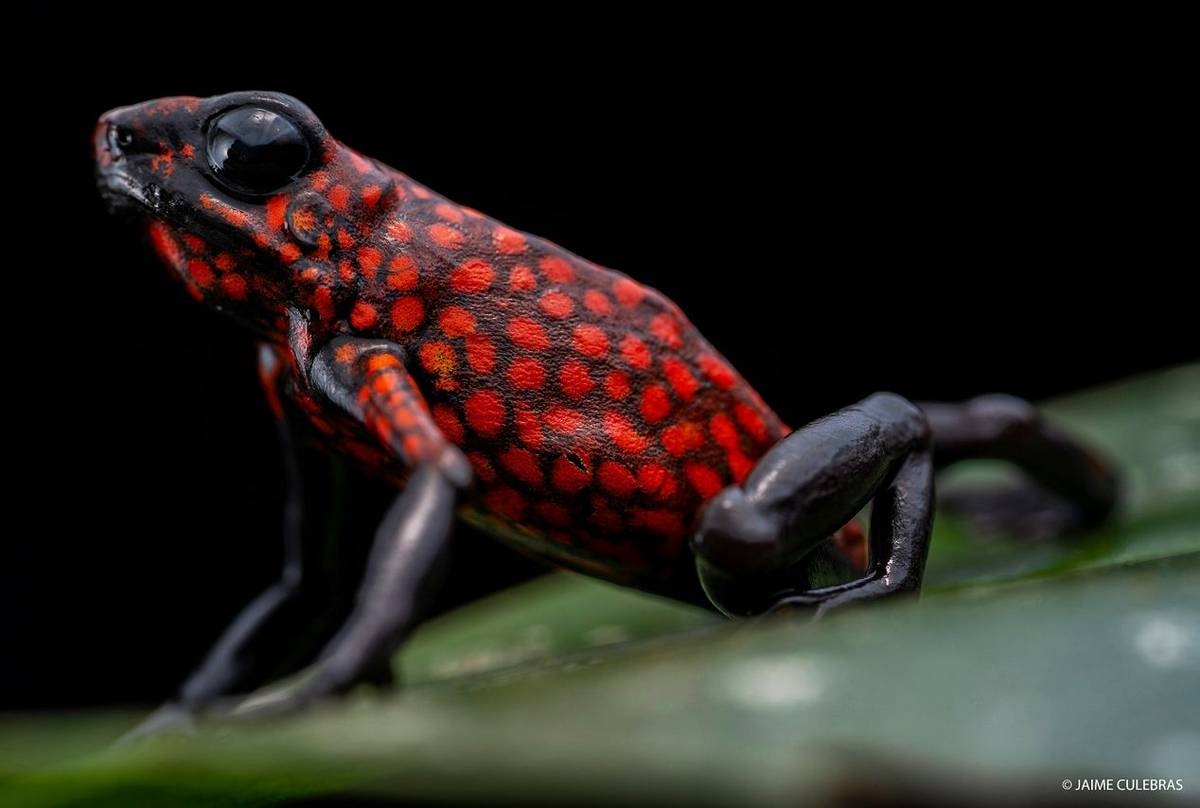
[691,393,934,617]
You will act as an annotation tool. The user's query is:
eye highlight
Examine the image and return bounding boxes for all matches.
[206,106,310,194]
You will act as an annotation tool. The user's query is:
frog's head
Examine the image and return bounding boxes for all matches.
[95,91,400,338]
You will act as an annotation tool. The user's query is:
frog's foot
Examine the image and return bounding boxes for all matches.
[693,392,935,618]
[113,703,197,747]
[921,394,1120,539]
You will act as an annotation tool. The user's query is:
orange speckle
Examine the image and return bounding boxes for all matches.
[214,253,235,272]
[427,223,463,249]
[361,185,382,208]
[439,306,476,337]
[179,143,195,159]
[573,324,609,358]
[538,256,574,283]
[328,185,351,212]
[279,243,301,264]
[500,447,543,487]
[583,290,613,316]
[619,335,651,369]
[313,286,335,320]
[559,360,595,399]
[508,317,550,352]
[465,334,496,373]
[493,226,527,254]
[509,265,536,291]
[387,255,419,291]
[465,390,506,436]
[435,203,464,222]
[662,421,706,457]
[734,403,769,442]
[685,463,724,498]
[266,195,288,231]
[431,405,464,444]
[603,411,648,454]
[514,407,544,449]
[539,290,574,319]
[220,274,247,300]
[419,341,457,377]
[187,260,214,288]
[181,233,205,252]
[545,406,583,434]
[468,451,497,483]
[598,461,637,498]
[335,343,358,364]
[613,277,644,307]
[387,220,412,242]
[350,301,378,330]
[507,357,546,389]
[484,486,527,521]
[649,314,682,349]
[309,171,330,192]
[551,456,591,493]
[391,296,425,331]
[640,385,672,423]
[709,414,740,450]
[663,358,699,401]
[605,371,631,400]
[699,354,736,389]
[357,246,383,277]
[637,463,677,500]
[450,258,495,293]
[367,354,402,372]
[727,449,754,484]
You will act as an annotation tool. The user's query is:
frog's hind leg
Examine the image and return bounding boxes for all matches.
[920,395,1119,539]
[692,393,935,617]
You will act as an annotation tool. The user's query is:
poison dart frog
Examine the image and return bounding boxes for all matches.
[96,92,1119,731]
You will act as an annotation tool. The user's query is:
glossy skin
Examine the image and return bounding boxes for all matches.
[96,92,1119,727]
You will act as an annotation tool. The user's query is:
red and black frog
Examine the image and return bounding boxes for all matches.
[95,91,1119,730]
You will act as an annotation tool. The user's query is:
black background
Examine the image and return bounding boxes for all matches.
[6,37,1193,710]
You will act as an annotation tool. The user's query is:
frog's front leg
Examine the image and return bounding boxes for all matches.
[692,393,935,617]
[235,336,470,717]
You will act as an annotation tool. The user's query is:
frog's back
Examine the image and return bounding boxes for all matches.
[359,173,790,590]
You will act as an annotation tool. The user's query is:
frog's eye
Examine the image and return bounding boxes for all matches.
[206,106,310,195]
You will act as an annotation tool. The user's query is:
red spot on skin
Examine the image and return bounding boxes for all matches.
[387,255,419,291]
[649,314,683,349]
[432,404,465,443]
[180,143,195,159]
[539,290,574,319]
[313,286,335,320]
[328,185,351,212]
[493,226,527,254]
[500,447,544,487]
[468,451,497,483]
[572,325,609,358]
[734,403,769,442]
[545,406,583,433]
[727,450,754,484]
[613,277,645,307]
[630,509,685,540]
[339,260,356,283]
[439,306,476,337]
[221,274,247,300]
[583,290,613,316]
[419,341,457,380]
[200,194,249,227]
[214,253,235,272]
[662,421,706,457]
[605,371,631,400]
[685,463,724,498]
[465,390,506,436]
[514,407,544,449]
[357,246,383,278]
[387,220,412,242]
[279,243,301,264]
[435,203,464,222]
[637,463,677,500]
[187,260,214,288]
[538,256,574,283]
[509,265,536,291]
[485,487,527,521]
[361,185,382,207]
[640,384,672,423]
[411,184,432,199]
[337,228,355,249]
[663,358,699,401]
[507,357,546,389]
[391,296,425,331]
[536,502,572,528]
[597,461,637,498]
[559,360,595,399]
[309,171,330,192]
[450,258,495,293]
[366,354,401,372]
[427,223,463,249]
[619,335,652,370]
[266,195,287,231]
[551,456,591,493]
[508,317,551,351]
[181,233,205,252]
[709,414,740,450]
[350,301,377,330]
[699,354,736,389]
[465,334,496,373]
[604,412,648,454]
[590,504,623,534]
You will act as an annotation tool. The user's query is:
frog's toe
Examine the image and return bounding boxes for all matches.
[113,703,197,747]
[939,482,1091,540]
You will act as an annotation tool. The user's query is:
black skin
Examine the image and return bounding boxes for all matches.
[124,375,1119,737]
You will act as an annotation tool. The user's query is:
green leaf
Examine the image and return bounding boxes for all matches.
[5,365,1198,806]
